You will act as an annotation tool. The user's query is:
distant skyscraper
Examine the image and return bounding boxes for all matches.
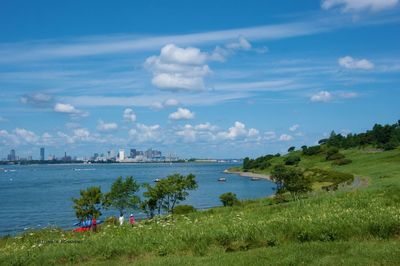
[40,147,45,161]
[130,149,136,158]
[7,149,16,161]
[118,149,125,161]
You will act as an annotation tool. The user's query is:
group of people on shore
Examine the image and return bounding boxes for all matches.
[119,213,136,226]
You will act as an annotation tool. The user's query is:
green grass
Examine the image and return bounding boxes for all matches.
[1,148,399,265]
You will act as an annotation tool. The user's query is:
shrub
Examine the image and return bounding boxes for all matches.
[284,155,301,165]
[326,152,345,161]
[172,205,196,215]
[332,158,352,166]
[219,192,240,207]
[302,145,322,156]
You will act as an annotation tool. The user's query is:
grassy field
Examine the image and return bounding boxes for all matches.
[1,148,399,265]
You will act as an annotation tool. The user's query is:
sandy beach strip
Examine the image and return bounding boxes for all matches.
[224,169,273,181]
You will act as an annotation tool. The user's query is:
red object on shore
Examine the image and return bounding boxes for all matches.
[73,227,90,232]
[129,215,135,225]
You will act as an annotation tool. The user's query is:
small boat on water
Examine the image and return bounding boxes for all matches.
[218,177,227,182]
[154,178,161,182]
[251,177,261,181]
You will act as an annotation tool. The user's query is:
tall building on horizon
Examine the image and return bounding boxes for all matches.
[7,149,16,161]
[118,149,125,161]
[40,147,45,161]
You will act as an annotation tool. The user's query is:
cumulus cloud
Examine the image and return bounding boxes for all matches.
[169,108,195,120]
[279,134,293,141]
[73,128,90,140]
[97,120,118,132]
[322,0,398,12]
[289,124,300,132]
[175,122,219,142]
[145,44,212,91]
[14,128,39,143]
[264,131,277,140]
[338,56,374,70]
[123,108,137,122]
[54,103,88,117]
[0,129,19,145]
[310,91,333,102]
[129,123,161,143]
[217,121,259,140]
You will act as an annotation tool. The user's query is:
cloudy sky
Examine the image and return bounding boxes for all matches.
[0,0,399,159]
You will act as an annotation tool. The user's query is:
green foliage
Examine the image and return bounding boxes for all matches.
[172,205,196,215]
[219,192,240,206]
[103,176,140,216]
[142,173,198,215]
[271,165,312,199]
[322,120,400,150]
[306,168,354,188]
[72,186,103,220]
[284,155,301,165]
[242,154,276,171]
[326,152,345,161]
[287,146,296,152]
[302,145,322,156]
[332,158,352,166]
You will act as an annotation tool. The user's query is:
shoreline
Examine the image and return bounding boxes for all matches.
[224,169,273,181]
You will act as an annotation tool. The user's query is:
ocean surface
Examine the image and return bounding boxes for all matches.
[0,163,275,236]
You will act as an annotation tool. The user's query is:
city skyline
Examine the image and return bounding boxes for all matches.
[0,1,399,158]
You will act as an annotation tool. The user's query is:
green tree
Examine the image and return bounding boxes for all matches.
[271,165,312,200]
[219,192,240,207]
[142,173,198,214]
[103,176,140,216]
[284,155,301,165]
[72,186,103,220]
[287,146,295,152]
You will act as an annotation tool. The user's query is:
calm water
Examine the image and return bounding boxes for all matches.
[0,163,275,236]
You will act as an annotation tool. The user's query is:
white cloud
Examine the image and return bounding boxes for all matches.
[164,98,179,107]
[310,91,333,102]
[226,36,252,51]
[217,121,259,140]
[21,93,53,106]
[54,103,88,117]
[176,124,197,142]
[194,122,218,131]
[54,103,77,113]
[169,108,195,120]
[339,92,358,98]
[0,129,19,145]
[175,122,219,142]
[145,44,212,91]
[279,134,293,141]
[129,123,161,143]
[73,128,90,140]
[289,124,300,132]
[14,128,38,143]
[264,131,277,140]
[123,108,137,122]
[322,0,398,12]
[338,56,374,70]
[97,120,118,132]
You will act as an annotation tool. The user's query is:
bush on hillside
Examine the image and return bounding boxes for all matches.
[284,155,301,166]
[332,158,352,166]
[302,145,322,156]
[172,205,196,215]
[326,152,345,161]
[220,192,240,207]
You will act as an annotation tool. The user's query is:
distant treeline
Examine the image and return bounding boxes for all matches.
[243,120,400,171]
[318,120,400,150]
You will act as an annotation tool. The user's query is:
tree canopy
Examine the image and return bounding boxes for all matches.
[72,186,103,220]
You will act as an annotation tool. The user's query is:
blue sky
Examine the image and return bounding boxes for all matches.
[0,0,399,159]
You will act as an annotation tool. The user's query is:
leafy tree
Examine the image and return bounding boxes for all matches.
[284,155,301,166]
[103,176,140,216]
[140,197,158,218]
[142,173,198,215]
[72,186,103,220]
[287,146,296,152]
[219,192,240,207]
[271,165,312,200]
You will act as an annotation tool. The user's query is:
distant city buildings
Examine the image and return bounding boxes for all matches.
[7,149,16,161]
[40,147,45,161]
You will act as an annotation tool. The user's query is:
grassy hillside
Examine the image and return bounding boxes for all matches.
[1,148,399,265]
